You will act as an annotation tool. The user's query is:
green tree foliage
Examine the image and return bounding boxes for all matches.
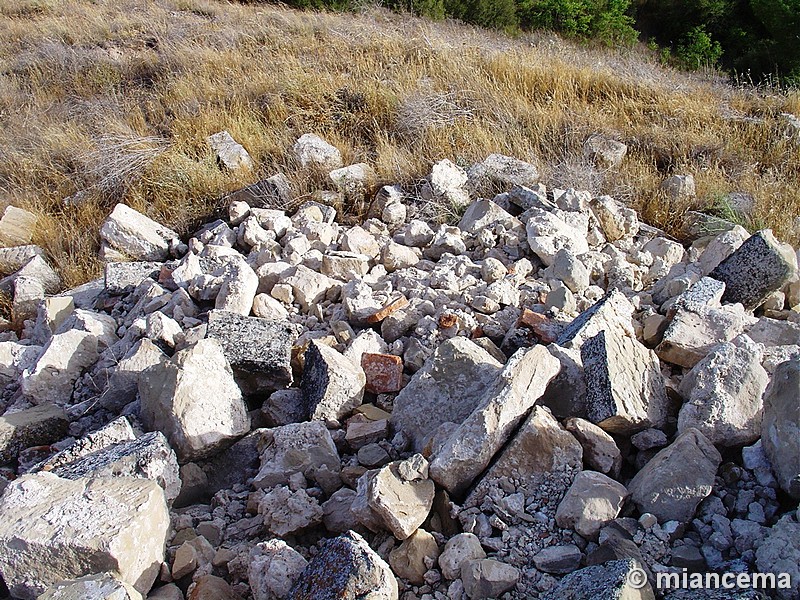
[516,0,637,44]
[676,25,723,69]
[444,0,519,30]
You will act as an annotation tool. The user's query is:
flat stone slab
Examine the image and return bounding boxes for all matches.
[206,310,297,389]
[0,404,68,464]
[104,262,162,295]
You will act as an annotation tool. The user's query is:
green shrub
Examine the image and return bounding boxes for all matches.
[445,0,520,30]
[516,0,637,45]
[676,25,723,69]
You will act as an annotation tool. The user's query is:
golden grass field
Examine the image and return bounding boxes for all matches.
[0,0,799,287]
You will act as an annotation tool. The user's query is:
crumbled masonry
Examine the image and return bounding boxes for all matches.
[0,134,798,600]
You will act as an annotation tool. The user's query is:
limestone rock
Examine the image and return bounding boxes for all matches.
[284,265,339,311]
[259,486,323,536]
[249,539,308,600]
[388,529,440,585]
[0,472,168,599]
[555,470,628,540]
[525,207,590,267]
[557,289,635,349]
[0,244,44,275]
[0,206,37,246]
[322,488,361,534]
[301,341,366,421]
[589,195,638,241]
[33,417,136,474]
[253,421,340,489]
[138,338,250,462]
[460,559,519,600]
[21,329,100,405]
[99,204,180,261]
[438,533,486,581]
[355,459,435,540]
[50,431,181,505]
[548,248,590,293]
[628,428,721,523]
[541,558,655,600]
[293,134,343,171]
[458,199,520,235]
[208,131,253,171]
[582,328,668,434]
[287,531,398,600]
[583,135,627,169]
[329,163,376,201]
[755,514,800,600]
[761,359,800,498]
[429,345,561,496]
[532,545,583,574]
[391,337,502,452]
[37,573,143,600]
[0,403,68,464]
[677,336,769,446]
[215,259,258,316]
[710,229,797,310]
[564,417,622,477]
[206,310,296,389]
[188,575,242,600]
[656,304,757,368]
[0,341,41,383]
[467,153,539,195]
[661,174,696,202]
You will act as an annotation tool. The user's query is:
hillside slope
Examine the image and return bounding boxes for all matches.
[0,0,798,286]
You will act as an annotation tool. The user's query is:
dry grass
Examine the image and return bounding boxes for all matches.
[0,0,799,287]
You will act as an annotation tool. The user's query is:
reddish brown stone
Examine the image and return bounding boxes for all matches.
[518,308,560,344]
[361,353,403,394]
[438,313,458,329]
[345,418,389,449]
[365,296,409,324]
[188,575,242,600]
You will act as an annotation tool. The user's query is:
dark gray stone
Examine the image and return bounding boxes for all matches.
[206,310,297,390]
[201,429,263,495]
[51,431,181,504]
[300,341,365,422]
[541,558,655,599]
[104,261,162,295]
[287,531,398,600]
[665,589,767,600]
[670,545,706,571]
[670,277,725,314]
[226,174,292,209]
[556,289,634,349]
[710,230,797,310]
[0,404,69,464]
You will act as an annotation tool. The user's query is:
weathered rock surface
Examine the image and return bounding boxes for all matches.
[99,204,180,261]
[461,559,520,600]
[555,470,628,540]
[710,229,797,309]
[541,558,655,600]
[208,130,253,171]
[755,514,800,600]
[391,337,503,452]
[37,573,143,600]
[0,472,169,599]
[301,340,366,421]
[429,345,560,496]
[761,359,800,498]
[0,403,68,464]
[564,417,622,477]
[628,428,722,523]
[388,528,440,585]
[138,338,250,462]
[249,539,308,600]
[287,531,398,600]
[678,335,769,446]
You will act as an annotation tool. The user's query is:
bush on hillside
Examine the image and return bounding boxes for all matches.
[516,0,637,45]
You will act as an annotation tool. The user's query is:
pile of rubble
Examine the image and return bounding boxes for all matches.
[0,132,798,600]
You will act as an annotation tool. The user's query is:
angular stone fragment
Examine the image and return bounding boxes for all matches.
[582,329,668,434]
[99,204,180,261]
[361,353,403,394]
[525,207,589,266]
[215,258,258,316]
[228,175,293,210]
[188,575,242,600]
[249,539,308,600]
[139,338,250,462]
[284,265,339,310]
[329,163,376,201]
[541,558,655,600]
[761,359,800,498]
[0,206,37,246]
[467,153,539,195]
[0,472,169,599]
[628,428,721,523]
[583,135,627,169]
[0,254,60,296]
[21,329,100,405]
[0,244,44,274]
[755,514,800,600]
[50,432,181,505]
[206,310,296,388]
[0,341,42,383]
[33,417,136,473]
[208,130,253,171]
[389,528,440,585]
[710,229,797,310]
[293,133,343,171]
[301,341,365,422]
[532,545,583,574]
[104,261,162,295]
[322,488,361,534]
[677,336,769,446]
[391,337,502,452]
[461,559,519,600]
[470,406,583,503]
[98,339,165,412]
[355,459,435,540]
[656,304,757,368]
[259,486,323,536]
[287,531,398,600]
[0,404,68,464]
[590,195,638,241]
[253,421,341,489]
[555,470,628,540]
[565,417,622,477]
[458,199,521,235]
[37,573,143,600]
[321,251,370,281]
[366,296,409,324]
[557,289,636,349]
[429,345,561,496]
